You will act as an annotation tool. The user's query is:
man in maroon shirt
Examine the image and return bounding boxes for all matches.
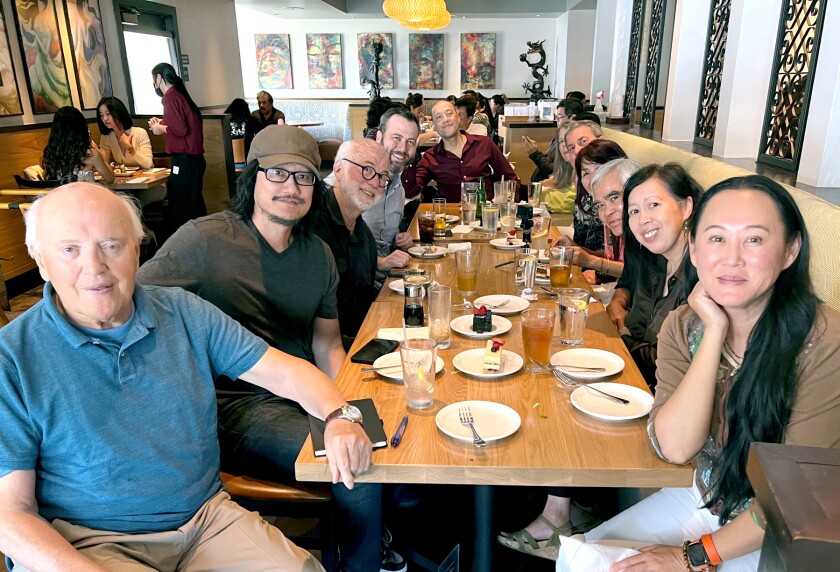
[415,100,518,202]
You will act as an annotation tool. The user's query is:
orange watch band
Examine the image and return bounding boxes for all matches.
[701,534,722,566]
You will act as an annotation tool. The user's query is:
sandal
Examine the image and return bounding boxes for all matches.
[496,515,573,561]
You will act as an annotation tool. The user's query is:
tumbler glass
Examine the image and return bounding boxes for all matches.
[400,338,437,409]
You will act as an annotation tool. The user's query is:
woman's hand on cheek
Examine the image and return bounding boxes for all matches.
[688,282,728,334]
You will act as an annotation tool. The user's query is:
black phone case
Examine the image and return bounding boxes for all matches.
[350,338,400,365]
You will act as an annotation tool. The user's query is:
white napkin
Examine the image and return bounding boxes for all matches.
[556,535,641,572]
[126,176,149,184]
[450,225,474,234]
[446,243,471,252]
[377,327,429,341]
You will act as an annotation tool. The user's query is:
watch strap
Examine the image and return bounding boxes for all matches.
[701,534,722,566]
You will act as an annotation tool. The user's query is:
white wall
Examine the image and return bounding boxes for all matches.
[235,7,559,100]
[592,0,617,101]
[565,9,596,97]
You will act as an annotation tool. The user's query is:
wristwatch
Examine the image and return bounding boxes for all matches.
[684,539,712,571]
[325,404,364,426]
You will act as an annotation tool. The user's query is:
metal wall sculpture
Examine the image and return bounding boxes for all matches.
[520,39,552,102]
[694,0,731,147]
[757,0,826,171]
[623,0,645,119]
[358,33,394,92]
[640,0,667,128]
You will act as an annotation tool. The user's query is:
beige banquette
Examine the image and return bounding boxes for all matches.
[603,128,840,313]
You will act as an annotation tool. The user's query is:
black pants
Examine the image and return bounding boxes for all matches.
[166,153,207,235]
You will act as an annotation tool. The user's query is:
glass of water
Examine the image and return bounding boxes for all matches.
[400,338,437,409]
[558,288,590,345]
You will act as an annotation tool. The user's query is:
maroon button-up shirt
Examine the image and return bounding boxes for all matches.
[162,88,204,155]
[415,132,519,202]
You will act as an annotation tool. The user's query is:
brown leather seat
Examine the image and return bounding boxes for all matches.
[317,139,342,166]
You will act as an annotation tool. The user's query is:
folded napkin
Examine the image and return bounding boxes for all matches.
[377,327,430,341]
[556,535,641,572]
[446,243,471,252]
[450,225,474,234]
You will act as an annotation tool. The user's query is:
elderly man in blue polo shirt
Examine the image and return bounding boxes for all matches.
[0,183,371,571]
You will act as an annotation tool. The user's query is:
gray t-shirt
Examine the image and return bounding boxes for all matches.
[138,211,339,380]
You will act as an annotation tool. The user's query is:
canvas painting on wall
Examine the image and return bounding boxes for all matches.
[255,34,293,89]
[0,4,23,116]
[461,33,496,90]
[408,34,443,90]
[306,33,343,89]
[12,0,72,114]
[357,33,393,90]
[65,0,112,110]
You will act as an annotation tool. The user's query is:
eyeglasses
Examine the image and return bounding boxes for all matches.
[341,158,390,188]
[258,166,316,186]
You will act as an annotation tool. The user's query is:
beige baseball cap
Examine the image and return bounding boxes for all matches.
[247,125,322,179]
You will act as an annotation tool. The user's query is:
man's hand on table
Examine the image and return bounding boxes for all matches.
[324,420,372,489]
[395,232,414,250]
[378,250,411,271]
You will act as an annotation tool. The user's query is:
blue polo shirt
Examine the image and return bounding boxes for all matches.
[0,283,269,533]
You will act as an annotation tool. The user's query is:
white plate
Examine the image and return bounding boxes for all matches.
[408,245,447,259]
[570,383,654,421]
[489,238,525,249]
[473,294,530,315]
[450,314,512,338]
[388,279,439,294]
[550,348,625,380]
[436,400,521,442]
[445,214,460,224]
[452,348,524,378]
[371,351,445,381]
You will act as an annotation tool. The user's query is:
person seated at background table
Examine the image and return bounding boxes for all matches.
[454,94,488,136]
[96,96,153,170]
[405,92,425,120]
[472,93,492,134]
[41,106,114,184]
[138,125,402,572]
[580,175,840,572]
[364,96,395,140]
[314,139,398,350]
[416,100,518,203]
[251,89,285,133]
[523,98,584,183]
[538,120,576,214]
[0,182,371,571]
[224,97,259,158]
[486,93,508,145]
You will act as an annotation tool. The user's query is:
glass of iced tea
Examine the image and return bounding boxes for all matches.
[418,211,435,244]
[521,307,555,370]
[455,248,480,302]
[548,246,574,292]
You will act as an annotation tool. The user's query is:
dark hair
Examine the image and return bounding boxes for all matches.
[379,106,420,134]
[689,176,818,523]
[445,95,457,103]
[454,95,477,118]
[566,90,586,101]
[557,97,584,118]
[96,96,133,135]
[42,106,90,182]
[462,89,476,97]
[475,93,488,112]
[225,98,252,121]
[405,92,424,109]
[575,111,601,126]
[152,62,201,119]
[491,94,507,109]
[622,163,704,271]
[573,139,626,214]
[366,97,393,130]
[229,160,324,237]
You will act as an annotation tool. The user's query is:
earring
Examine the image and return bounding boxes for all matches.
[683,220,689,233]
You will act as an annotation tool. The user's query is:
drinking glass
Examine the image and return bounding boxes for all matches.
[558,288,590,345]
[455,248,480,302]
[493,181,516,204]
[527,182,542,207]
[482,203,499,235]
[77,170,95,183]
[433,198,447,236]
[531,214,551,251]
[404,267,431,323]
[521,308,555,370]
[548,246,574,292]
[514,247,538,292]
[428,285,451,349]
[418,211,435,244]
[461,192,478,224]
[499,202,518,234]
[400,338,437,409]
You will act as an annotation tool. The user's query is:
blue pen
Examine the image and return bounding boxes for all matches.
[391,415,409,447]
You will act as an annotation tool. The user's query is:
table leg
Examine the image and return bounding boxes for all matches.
[472,485,495,572]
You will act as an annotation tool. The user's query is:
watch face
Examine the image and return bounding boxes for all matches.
[686,542,710,567]
[343,405,363,423]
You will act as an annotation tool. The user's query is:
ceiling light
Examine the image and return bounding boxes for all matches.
[384,0,446,23]
[399,9,451,30]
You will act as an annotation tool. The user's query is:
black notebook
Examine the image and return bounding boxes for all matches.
[309,398,388,457]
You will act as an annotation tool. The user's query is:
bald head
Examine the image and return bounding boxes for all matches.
[431,100,460,141]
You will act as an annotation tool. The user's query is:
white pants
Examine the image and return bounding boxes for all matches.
[584,485,760,572]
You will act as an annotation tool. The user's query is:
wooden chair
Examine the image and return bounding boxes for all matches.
[220,472,337,570]
[13,175,59,189]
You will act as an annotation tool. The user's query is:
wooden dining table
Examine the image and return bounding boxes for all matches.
[295,224,693,569]
[108,168,170,190]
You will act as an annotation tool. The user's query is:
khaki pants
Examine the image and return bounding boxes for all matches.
[14,491,323,572]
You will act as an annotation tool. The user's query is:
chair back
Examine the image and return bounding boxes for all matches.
[14,175,59,189]
[232,139,246,165]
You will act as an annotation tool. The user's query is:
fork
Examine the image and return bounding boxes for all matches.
[458,406,486,447]
[552,369,630,405]
[454,299,511,310]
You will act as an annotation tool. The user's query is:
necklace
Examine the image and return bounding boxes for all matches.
[724,340,744,361]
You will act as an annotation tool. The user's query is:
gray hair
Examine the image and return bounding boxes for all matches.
[591,158,643,191]
[335,138,389,165]
[25,183,144,253]
[564,119,602,143]
[256,90,273,103]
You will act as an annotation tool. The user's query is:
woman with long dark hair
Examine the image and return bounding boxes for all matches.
[96,96,153,169]
[148,62,206,232]
[405,92,424,120]
[224,97,258,158]
[42,106,114,184]
[582,175,840,571]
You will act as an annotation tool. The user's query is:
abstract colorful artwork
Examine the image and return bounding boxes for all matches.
[65,0,112,110]
[408,34,443,90]
[461,33,496,90]
[357,33,393,89]
[0,4,23,115]
[255,34,293,89]
[306,33,343,89]
[12,0,71,114]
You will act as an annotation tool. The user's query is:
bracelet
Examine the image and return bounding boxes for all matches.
[605,259,610,274]
[681,541,693,571]
[701,534,722,566]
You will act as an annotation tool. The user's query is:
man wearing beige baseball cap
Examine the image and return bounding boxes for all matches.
[139,125,395,571]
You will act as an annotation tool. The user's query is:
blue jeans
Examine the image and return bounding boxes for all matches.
[218,393,383,572]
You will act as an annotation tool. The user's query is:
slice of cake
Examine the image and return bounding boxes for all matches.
[472,305,493,333]
[483,338,505,371]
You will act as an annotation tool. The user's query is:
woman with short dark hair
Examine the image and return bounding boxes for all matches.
[97,96,153,169]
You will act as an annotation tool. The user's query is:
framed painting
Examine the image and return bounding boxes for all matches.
[255,34,293,89]
[408,33,443,90]
[461,33,496,90]
[65,0,112,110]
[0,3,23,115]
[306,33,343,89]
[12,0,71,114]
[357,33,393,90]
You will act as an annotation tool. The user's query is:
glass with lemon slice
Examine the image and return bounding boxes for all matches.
[400,338,437,409]
[558,288,590,345]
